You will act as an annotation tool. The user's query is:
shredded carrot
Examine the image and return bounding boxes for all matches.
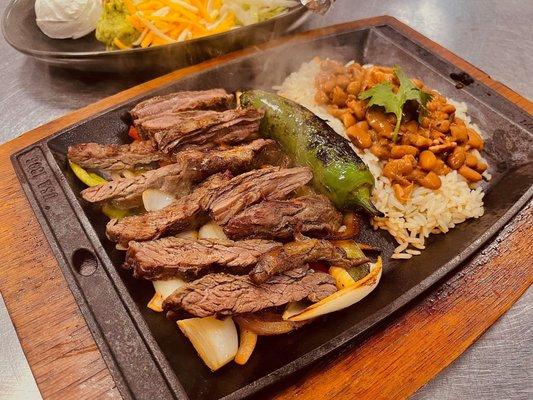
[111,0,288,49]
[141,31,154,48]
[113,37,131,50]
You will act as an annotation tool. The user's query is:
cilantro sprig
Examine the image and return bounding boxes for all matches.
[358,66,432,142]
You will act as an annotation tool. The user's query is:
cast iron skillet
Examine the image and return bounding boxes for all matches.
[11,22,533,400]
[2,0,307,72]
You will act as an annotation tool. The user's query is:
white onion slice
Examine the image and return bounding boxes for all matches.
[286,257,383,322]
[198,221,227,240]
[153,278,187,300]
[177,316,238,371]
[175,230,199,240]
[142,189,175,211]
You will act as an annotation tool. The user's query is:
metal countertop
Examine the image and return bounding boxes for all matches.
[0,0,531,398]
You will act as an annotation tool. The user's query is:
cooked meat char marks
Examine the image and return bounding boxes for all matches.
[137,108,264,154]
[106,166,312,245]
[163,266,337,318]
[249,236,370,284]
[124,237,280,280]
[81,139,276,209]
[209,166,313,224]
[224,195,343,240]
[130,88,234,121]
[106,171,232,246]
[67,140,167,171]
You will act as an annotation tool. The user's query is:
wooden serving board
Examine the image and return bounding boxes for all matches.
[0,16,531,400]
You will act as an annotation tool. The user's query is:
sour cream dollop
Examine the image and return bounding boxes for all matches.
[35,0,103,39]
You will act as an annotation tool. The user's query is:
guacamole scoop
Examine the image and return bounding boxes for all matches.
[95,0,138,48]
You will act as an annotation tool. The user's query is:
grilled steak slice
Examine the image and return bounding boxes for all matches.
[130,89,234,121]
[81,139,276,209]
[106,172,232,246]
[249,237,370,284]
[106,167,311,244]
[163,266,337,318]
[210,166,313,224]
[224,195,343,240]
[125,237,280,280]
[67,140,166,172]
[138,108,263,154]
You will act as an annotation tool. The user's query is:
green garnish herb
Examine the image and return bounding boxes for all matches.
[358,66,432,142]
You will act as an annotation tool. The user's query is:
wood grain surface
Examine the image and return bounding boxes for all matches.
[0,16,531,400]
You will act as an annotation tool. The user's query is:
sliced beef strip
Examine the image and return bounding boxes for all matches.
[162,266,337,318]
[209,166,313,224]
[130,88,234,121]
[124,237,280,280]
[106,171,232,246]
[81,139,276,209]
[106,167,311,245]
[249,236,370,284]
[67,140,167,172]
[138,108,264,154]
[224,195,343,240]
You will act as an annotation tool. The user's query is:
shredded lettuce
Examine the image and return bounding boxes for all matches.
[221,0,298,25]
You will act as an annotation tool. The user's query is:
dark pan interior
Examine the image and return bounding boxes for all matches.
[29,25,533,400]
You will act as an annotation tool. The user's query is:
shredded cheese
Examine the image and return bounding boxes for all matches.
[110,0,297,49]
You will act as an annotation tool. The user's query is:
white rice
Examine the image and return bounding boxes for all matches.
[277,59,487,257]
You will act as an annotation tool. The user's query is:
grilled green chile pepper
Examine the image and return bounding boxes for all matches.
[240,90,381,216]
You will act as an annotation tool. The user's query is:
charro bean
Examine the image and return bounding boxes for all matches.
[458,165,482,182]
[419,150,437,171]
[346,99,365,120]
[467,128,484,150]
[331,86,347,106]
[341,112,356,128]
[390,145,418,158]
[475,162,488,173]
[417,171,441,189]
[346,80,361,95]
[465,153,478,167]
[347,123,372,149]
[447,146,466,170]
[450,124,468,143]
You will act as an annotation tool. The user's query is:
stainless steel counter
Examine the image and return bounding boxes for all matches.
[0,0,531,398]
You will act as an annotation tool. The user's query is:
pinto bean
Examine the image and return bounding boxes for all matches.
[465,153,478,167]
[331,86,347,106]
[450,124,468,143]
[383,155,417,182]
[433,159,451,175]
[336,75,350,89]
[447,146,467,170]
[475,162,488,173]
[370,143,390,160]
[441,104,456,114]
[458,165,482,182]
[347,122,372,149]
[393,183,414,203]
[434,119,451,133]
[346,80,361,95]
[417,171,442,190]
[341,112,357,128]
[419,150,438,171]
[390,145,418,158]
[346,99,366,120]
[366,108,393,138]
[429,141,457,154]
[467,128,484,150]
[405,133,432,148]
